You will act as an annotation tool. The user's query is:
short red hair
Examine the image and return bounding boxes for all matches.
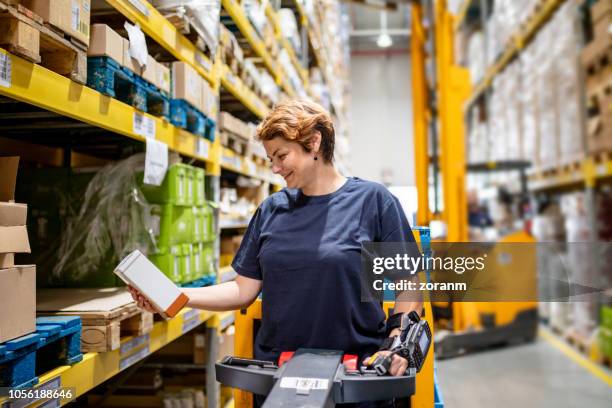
[256,99,335,163]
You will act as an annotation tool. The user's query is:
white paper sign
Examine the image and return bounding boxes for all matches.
[279,377,329,391]
[134,112,156,139]
[144,138,168,186]
[196,139,210,158]
[0,51,12,88]
[124,21,148,67]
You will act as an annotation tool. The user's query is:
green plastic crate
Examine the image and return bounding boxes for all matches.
[139,164,193,206]
[202,242,215,276]
[181,244,195,283]
[193,243,204,279]
[194,167,206,206]
[202,203,215,242]
[601,306,612,330]
[599,327,612,358]
[151,246,183,283]
[192,206,204,243]
[153,204,193,247]
[185,166,195,207]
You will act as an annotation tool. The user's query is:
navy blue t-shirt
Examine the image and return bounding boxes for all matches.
[231,177,417,362]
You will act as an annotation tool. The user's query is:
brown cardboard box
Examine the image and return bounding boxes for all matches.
[141,55,156,85]
[0,265,36,343]
[122,38,141,75]
[217,328,234,360]
[156,61,170,94]
[22,0,90,45]
[201,78,216,118]
[87,24,123,64]
[172,61,202,110]
[0,157,30,267]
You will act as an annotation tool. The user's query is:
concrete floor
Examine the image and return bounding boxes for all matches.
[436,334,611,408]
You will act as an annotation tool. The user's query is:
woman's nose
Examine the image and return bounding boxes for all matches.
[271,163,281,174]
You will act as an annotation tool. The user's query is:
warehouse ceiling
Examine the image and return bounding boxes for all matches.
[347,1,411,52]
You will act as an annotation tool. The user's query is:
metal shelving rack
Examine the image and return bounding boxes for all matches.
[0,0,339,406]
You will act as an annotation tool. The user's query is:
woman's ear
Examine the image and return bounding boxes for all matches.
[310,131,322,155]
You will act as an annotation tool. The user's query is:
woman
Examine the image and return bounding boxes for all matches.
[130,99,422,407]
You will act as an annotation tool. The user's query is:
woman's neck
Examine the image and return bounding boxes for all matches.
[301,165,346,196]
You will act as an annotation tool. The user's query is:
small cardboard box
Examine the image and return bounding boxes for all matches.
[141,55,156,85]
[156,61,170,94]
[122,38,142,75]
[22,0,90,45]
[172,61,202,110]
[0,157,30,268]
[201,78,216,118]
[0,265,36,343]
[114,250,189,319]
[88,24,123,64]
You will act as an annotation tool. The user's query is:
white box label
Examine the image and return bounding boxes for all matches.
[134,112,156,139]
[196,139,209,158]
[0,51,12,88]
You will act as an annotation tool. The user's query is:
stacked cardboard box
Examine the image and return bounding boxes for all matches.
[171,61,216,118]
[22,0,91,46]
[88,24,171,94]
[583,0,612,155]
[0,157,36,343]
[219,112,254,141]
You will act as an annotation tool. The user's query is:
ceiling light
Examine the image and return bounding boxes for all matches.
[377,33,392,48]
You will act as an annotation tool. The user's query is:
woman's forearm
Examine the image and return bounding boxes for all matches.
[182,281,257,311]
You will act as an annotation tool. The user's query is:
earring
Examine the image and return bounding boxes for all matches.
[314,156,318,161]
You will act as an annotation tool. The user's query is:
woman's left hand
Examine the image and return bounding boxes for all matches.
[376,350,409,376]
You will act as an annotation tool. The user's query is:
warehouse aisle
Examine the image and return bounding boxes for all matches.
[436,330,612,408]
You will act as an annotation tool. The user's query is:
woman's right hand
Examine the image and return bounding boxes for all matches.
[127,285,156,313]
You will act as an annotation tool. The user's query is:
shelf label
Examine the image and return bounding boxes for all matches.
[0,51,12,88]
[195,53,212,72]
[244,158,256,175]
[127,0,150,16]
[182,314,202,334]
[120,334,150,356]
[222,154,241,169]
[134,112,156,139]
[196,138,210,159]
[119,345,150,370]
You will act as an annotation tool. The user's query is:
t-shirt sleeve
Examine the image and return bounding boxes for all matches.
[231,206,264,280]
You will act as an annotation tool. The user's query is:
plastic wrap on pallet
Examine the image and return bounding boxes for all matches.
[505,61,523,160]
[53,154,157,287]
[490,75,508,162]
[260,70,280,104]
[278,9,302,55]
[467,31,485,84]
[467,105,488,164]
[243,0,267,38]
[520,42,539,167]
[151,0,221,56]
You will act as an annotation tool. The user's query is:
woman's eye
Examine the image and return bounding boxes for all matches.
[280,154,287,160]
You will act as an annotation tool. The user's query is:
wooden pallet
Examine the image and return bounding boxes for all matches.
[564,327,593,355]
[36,288,154,353]
[159,8,215,59]
[220,130,249,156]
[0,2,86,84]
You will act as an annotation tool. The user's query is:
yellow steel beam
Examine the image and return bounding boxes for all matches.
[0,49,215,164]
[222,0,282,85]
[105,0,215,86]
[411,3,431,227]
[0,308,214,407]
[435,1,471,242]
[465,0,566,106]
[221,64,270,118]
[265,5,309,86]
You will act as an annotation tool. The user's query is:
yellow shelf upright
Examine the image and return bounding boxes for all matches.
[435,0,471,242]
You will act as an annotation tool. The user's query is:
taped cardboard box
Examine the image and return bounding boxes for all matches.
[0,157,31,269]
[122,37,141,75]
[0,265,36,343]
[141,55,156,85]
[22,0,91,45]
[172,61,202,111]
[156,61,170,94]
[88,24,123,64]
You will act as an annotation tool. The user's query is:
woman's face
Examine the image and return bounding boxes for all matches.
[263,137,318,189]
